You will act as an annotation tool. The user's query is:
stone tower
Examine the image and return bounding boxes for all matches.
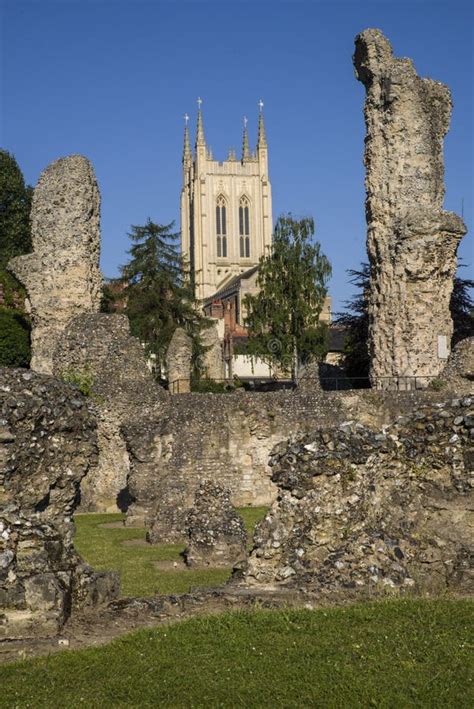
[181,100,273,301]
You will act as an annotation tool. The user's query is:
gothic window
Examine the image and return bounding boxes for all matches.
[239,196,250,258]
[216,195,227,258]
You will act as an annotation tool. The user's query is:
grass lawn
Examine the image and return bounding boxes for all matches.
[1,600,473,707]
[73,509,267,596]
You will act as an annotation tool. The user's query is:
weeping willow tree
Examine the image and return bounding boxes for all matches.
[243,214,332,379]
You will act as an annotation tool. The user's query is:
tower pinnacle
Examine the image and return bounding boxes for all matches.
[257,99,267,148]
[196,97,206,147]
[242,115,251,161]
[183,113,191,162]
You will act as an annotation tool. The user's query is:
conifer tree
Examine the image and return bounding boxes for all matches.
[243,214,331,378]
[111,219,207,374]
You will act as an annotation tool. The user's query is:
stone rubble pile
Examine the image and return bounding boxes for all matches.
[243,398,473,595]
[0,369,119,640]
[184,480,247,568]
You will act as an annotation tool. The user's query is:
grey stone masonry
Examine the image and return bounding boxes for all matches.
[354,30,467,388]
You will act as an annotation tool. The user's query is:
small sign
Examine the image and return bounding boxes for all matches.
[437,335,449,359]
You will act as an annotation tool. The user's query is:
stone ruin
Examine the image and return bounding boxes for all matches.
[353,29,467,388]
[53,313,167,511]
[441,337,474,393]
[9,155,102,375]
[243,396,473,596]
[166,327,193,393]
[200,322,224,381]
[0,369,119,640]
[183,480,247,568]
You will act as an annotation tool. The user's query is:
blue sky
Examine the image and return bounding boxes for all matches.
[1,0,472,311]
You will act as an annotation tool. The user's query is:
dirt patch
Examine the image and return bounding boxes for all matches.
[99,522,127,529]
[152,560,188,571]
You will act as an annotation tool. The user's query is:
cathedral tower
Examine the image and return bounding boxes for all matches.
[181,99,273,301]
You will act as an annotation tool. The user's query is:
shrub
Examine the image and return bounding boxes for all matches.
[61,366,95,397]
[0,307,31,367]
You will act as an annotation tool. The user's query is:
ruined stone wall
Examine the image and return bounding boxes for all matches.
[0,369,119,640]
[123,387,452,536]
[9,155,102,374]
[353,29,466,387]
[243,396,474,596]
[166,328,193,393]
[53,313,168,512]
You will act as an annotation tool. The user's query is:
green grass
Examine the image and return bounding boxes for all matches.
[74,509,267,597]
[1,600,473,707]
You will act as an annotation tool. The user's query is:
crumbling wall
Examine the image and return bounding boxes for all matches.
[9,155,102,374]
[123,388,452,536]
[166,328,193,393]
[53,313,168,511]
[200,322,224,381]
[353,29,467,387]
[441,337,474,393]
[243,397,474,596]
[0,369,119,640]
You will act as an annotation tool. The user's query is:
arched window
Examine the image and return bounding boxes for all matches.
[239,196,250,258]
[216,195,227,258]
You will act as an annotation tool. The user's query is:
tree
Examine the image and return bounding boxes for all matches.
[243,214,331,378]
[108,219,208,375]
[0,150,32,269]
[0,150,32,365]
[335,262,474,379]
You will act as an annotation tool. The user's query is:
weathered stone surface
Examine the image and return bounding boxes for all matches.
[9,155,102,374]
[200,322,224,381]
[124,388,450,535]
[166,327,193,393]
[243,398,474,595]
[354,29,467,387]
[183,480,247,567]
[441,337,474,393]
[53,313,168,512]
[0,369,119,639]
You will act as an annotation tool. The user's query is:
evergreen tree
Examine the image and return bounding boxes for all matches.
[0,149,32,269]
[111,219,207,375]
[243,214,331,378]
[335,262,473,379]
[0,150,32,365]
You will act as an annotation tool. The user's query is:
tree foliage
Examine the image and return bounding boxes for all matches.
[0,150,32,366]
[106,219,208,375]
[243,214,331,376]
[335,262,474,379]
[0,149,32,269]
[0,308,31,367]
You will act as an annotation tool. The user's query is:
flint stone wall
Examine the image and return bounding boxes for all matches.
[243,397,473,595]
[182,480,247,568]
[9,155,102,374]
[0,369,119,640]
[53,313,168,512]
[354,29,467,387]
[123,388,453,538]
[166,328,193,394]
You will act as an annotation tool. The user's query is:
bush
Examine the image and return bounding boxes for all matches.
[0,307,31,367]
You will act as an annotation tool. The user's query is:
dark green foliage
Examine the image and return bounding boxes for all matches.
[0,149,32,269]
[111,219,209,375]
[451,266,474,344]
[334,264,371,381]
[244,215,331,376]
[336,262,474,380]
[0,307,31,367]
[1,599,472,707]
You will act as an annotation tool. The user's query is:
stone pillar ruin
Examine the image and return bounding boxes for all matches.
[353,29,467,389]
[166,327,193,393]
[200,322,224,381]
[9,155,102,374]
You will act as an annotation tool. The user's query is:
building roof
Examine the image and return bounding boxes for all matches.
[203,265,259,305]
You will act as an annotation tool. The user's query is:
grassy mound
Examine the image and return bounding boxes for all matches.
[1,600,472,707]
[74,509,267,596]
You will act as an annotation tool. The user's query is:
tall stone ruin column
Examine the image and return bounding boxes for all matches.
[9,155,102,374]
[353,29,466,388]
